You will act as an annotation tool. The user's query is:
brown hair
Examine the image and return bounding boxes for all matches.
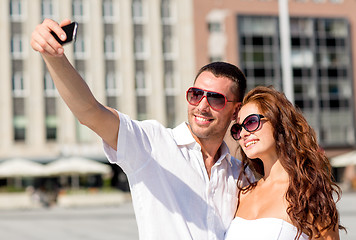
[236,86,345,239]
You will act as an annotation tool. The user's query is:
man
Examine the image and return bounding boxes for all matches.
[31,19,252,240]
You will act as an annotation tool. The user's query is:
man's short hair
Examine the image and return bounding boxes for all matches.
[194,62,247,102]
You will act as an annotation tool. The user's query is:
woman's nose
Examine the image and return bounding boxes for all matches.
[239,127,250,139]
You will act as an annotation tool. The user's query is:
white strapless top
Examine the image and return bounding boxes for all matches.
[224,217,309,240]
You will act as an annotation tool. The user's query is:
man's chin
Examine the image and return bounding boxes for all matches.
[189,126,211,139]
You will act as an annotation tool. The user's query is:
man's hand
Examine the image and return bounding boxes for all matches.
[30,19,72,57]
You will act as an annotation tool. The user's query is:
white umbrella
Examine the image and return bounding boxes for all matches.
[331,151,356,168]
[45,157,111,189]
[0,158,46,177]
[45,157,111,176]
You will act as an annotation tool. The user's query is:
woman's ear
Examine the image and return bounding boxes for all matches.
[232,103,241,120]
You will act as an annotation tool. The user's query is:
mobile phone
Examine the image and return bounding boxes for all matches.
[50,22,78,45]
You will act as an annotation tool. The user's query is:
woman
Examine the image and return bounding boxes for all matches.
[225,86,345,240]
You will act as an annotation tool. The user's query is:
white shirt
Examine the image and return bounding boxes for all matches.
[224,217,309,240]
[103,112,251,240]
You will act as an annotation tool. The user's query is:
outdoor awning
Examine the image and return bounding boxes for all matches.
[330,151,356,168]
[45,157,111,176]
[0,158,46,177]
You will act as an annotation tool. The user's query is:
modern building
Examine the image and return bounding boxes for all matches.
[193,0,356,169]
[0,0,195,163]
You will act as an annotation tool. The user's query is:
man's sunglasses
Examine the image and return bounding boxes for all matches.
[186,87,237,111]
[231,114,265,140]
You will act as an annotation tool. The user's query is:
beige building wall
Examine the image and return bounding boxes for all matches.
[0,0,196,161]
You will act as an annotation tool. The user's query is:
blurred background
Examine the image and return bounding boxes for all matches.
[0,0,355,238]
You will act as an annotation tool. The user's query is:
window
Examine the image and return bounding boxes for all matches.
[104,35,116,59]
[12,71,26,97]
[44,71,57,97]
[134,35,147,58]
[11,35,25,59]
[162,25,176,59]
[161,0,175,23]
[208,22,222,33]
[45,97,57,140]
[135,71,146,91]
[103,0,117,23]
[161,0,171,19]
[10,0,25,21]
[132,0,144,23]
[105,72,120,96]
[42,0,56,19]
[135,60,150,96]
[13,101,26,141]
[74,35,86,59]
[72,0,87,22]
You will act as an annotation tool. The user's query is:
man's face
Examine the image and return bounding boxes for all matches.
[187,71,240,142]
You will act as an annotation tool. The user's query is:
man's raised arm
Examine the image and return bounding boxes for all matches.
[31,19,119,150]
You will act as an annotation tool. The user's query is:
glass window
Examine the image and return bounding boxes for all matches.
[44,71,57,97]
[45,97,57,140]
[72,0,86,21]
[208,22,222,33]
[135,71,145,90]
[291,49,314,67]
[240,17,276,35]
[41,0,55,19]
[12,71,25,97]
[132,0,143,22]
[104,35,116,58]
[103,0,117,22]
[74,35,86,58]
[13,97,26,141]
[136,96,147,120]
[11,34,25,59]
[161,0,171,20]
[134,35,146,57]
[165,96,176,128]
[105,72,119,96]
[10,0,25,21]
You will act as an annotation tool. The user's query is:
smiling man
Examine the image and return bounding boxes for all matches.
[31,19,253,240]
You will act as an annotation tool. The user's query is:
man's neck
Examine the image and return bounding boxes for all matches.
[198,139,223,178]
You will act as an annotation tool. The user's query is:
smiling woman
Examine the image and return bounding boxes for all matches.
[226,86,345,240]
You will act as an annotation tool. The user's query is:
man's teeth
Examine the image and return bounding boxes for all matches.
[245,140,258,147]
[196,116,209,122]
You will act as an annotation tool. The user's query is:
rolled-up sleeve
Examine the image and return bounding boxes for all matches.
[103,111,158,175]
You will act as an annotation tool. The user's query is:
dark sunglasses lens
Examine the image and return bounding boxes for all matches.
[207,92,226,110]
[244,115,260,132]
[187,88,204,105]
[231,124,242,140]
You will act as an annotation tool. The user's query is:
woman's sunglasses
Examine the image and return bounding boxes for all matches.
[186,87,237,111]
[231,114,265,140]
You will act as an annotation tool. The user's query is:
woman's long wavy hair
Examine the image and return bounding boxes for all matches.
[236,86,345,239]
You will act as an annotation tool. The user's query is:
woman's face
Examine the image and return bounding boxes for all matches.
[237,102,277,161]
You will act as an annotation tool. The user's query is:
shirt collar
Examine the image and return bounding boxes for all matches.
[172,122,196,146]
[172,122,232,166]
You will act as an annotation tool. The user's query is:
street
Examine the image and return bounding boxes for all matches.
[0,202,139,240]
[0,192,354,240]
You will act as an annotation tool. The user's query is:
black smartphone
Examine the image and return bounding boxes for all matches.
[50,22,78,45]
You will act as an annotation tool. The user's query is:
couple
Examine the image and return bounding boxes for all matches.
[31,19,343,240]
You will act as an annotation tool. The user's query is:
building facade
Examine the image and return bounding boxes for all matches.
[0,0,196,161]
[193,0,356,159]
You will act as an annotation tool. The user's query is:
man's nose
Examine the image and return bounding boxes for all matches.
[197,96,210,112]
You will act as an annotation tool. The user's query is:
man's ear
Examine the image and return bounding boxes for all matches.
[232,102,241,120]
